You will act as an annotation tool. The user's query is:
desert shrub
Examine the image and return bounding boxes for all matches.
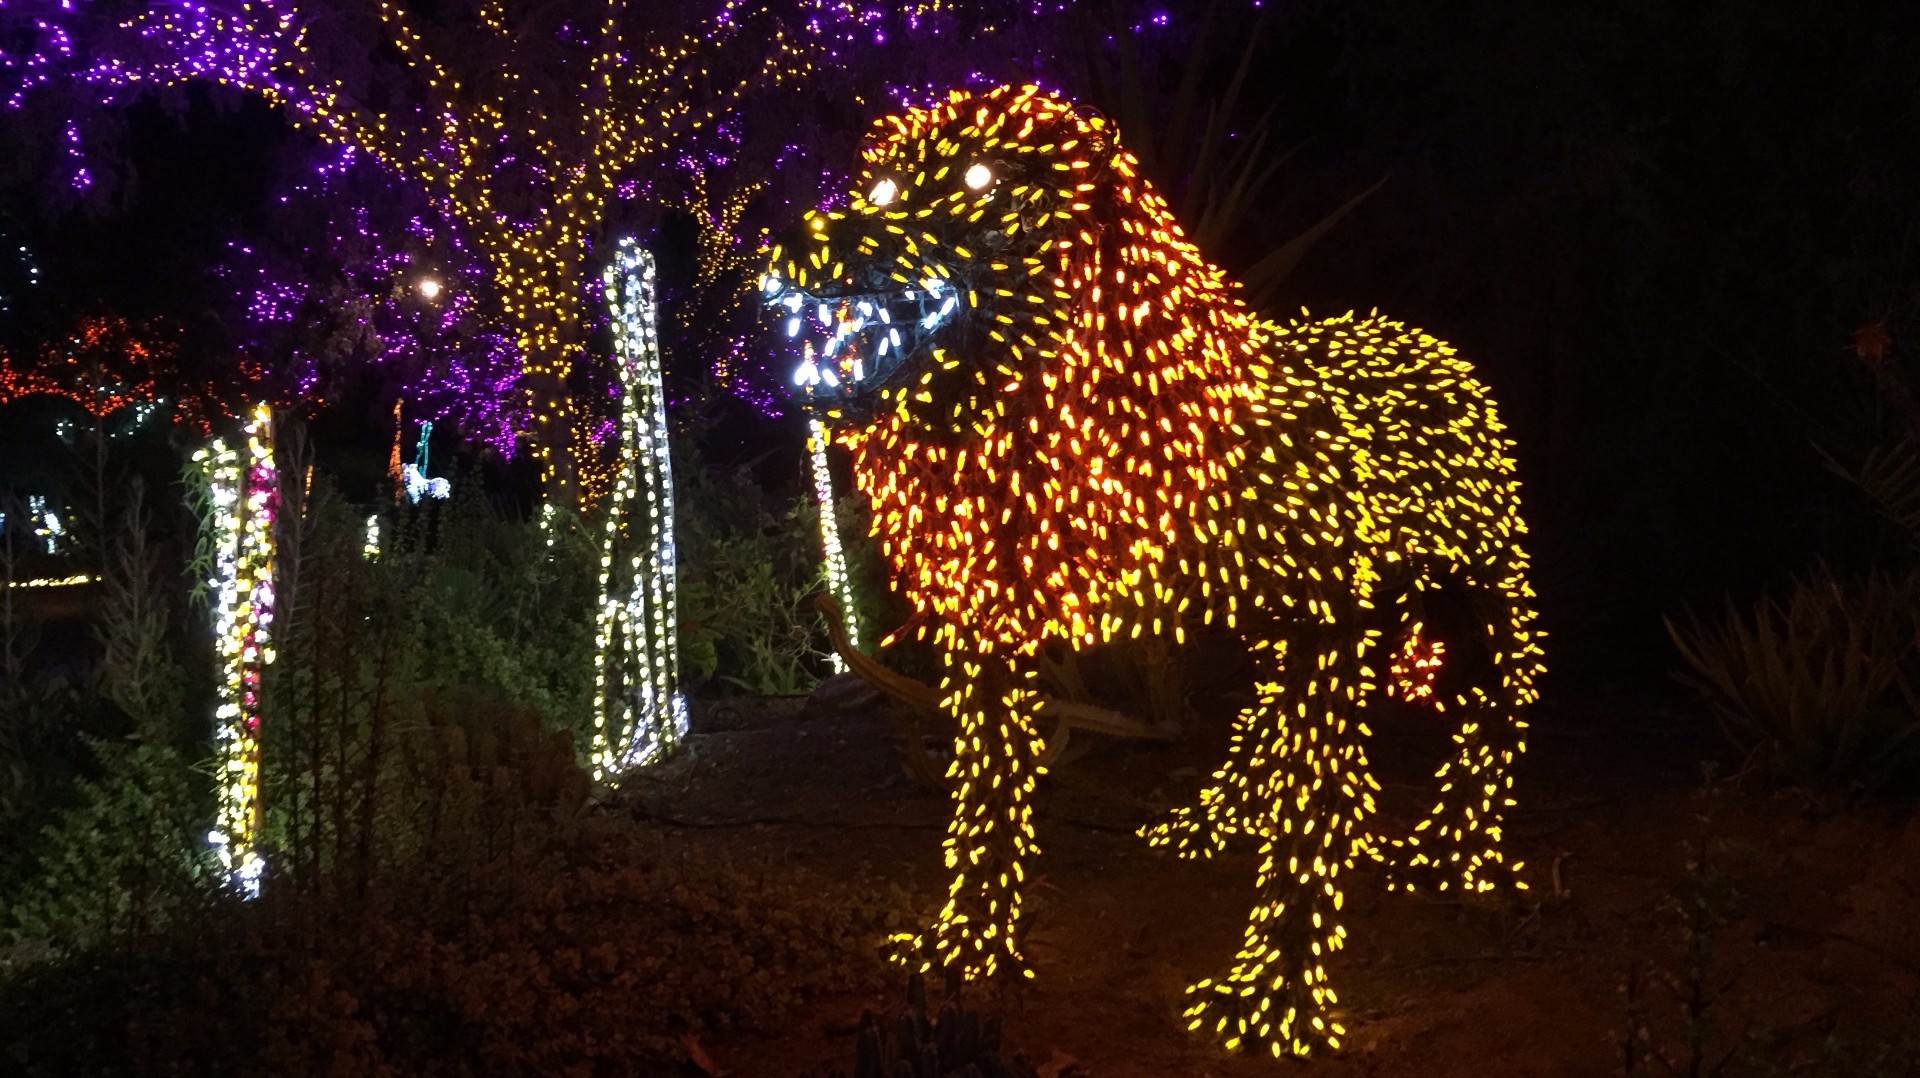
[0,737,222,954]
[1667,565,1920,794]
[676,442,834,694]
[261,473,602,901]
[403,483,597,734]
[0,839,912,1076]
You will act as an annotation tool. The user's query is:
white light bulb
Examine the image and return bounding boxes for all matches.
[870,177,897,205]
[964,162,993,189]
[418,277,443,299]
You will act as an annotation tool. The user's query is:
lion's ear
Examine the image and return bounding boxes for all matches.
[1077,106,1116,159]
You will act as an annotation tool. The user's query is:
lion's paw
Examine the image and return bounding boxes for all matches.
[1182,973,1344,1058]
[885,918,1030,985]
[1138,800,1237,859]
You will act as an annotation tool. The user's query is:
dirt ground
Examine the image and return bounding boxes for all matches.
[617,691,1920,1078]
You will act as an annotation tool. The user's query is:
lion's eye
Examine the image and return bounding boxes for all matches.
[869,177,898,206]
[963,162,994,190]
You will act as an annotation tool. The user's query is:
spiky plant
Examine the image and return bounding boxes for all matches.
[1667,564,1920,793]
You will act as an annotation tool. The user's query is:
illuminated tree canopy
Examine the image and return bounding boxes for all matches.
[217,152,526,453]
[4,0,1000,500]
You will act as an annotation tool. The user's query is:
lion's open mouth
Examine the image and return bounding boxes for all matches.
[760,270,965,407]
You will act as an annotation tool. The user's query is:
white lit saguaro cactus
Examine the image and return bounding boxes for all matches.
[591,240,686,777]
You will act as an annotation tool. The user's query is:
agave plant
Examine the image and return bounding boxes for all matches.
[1080,1,1385,314]
[1820,438,1920,543]
[1667,564,1920,794]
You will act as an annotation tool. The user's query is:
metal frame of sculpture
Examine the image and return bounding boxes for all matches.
[762,84,1544,1058]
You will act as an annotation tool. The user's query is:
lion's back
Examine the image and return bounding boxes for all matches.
[1246,313,1528,569]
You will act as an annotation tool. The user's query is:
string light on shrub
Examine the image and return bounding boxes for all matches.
[195,403,278,897]
[363,513,381,561]
[0,315,232,438]
[591,240,685,777]
[539,500,559,548]
[764,84,1544,1057]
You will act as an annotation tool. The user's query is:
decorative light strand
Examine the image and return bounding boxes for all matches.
[3,572,95,589]
[591,240,685,777]
[808,415,860,669]
[195,403,278,898]
[764,85,1544,1057]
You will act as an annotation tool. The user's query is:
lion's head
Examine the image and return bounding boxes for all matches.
[764,85,1263,652]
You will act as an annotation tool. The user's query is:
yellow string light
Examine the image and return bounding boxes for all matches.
[765,84,1544,1056]
[101,0,861,500]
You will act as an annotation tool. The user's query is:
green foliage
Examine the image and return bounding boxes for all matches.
[92,478,189,744]
[261,471,603,898]
[0,841,912,1075]
[387,483,598,738]
[676,443,833,694]
[0,738,221,954]
[803,973,1037,1078]
[1821,438,1920,545]
[3,451,916,1073]
[1666,566,1920,794]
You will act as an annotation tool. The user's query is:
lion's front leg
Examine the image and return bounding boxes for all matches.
[892,649,1047,983]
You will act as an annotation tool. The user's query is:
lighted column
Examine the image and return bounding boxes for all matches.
[807,417,861,670]
[195,403,277,895]
[592,240,686,777]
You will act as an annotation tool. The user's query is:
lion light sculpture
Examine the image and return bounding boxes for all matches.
[761,84,1544,1058]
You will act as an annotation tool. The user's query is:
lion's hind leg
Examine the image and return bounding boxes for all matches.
[1376,564,1543,895]
[1179,632,1376,1058]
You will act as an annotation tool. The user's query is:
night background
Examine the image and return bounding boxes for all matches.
[0,1,1917,1074]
